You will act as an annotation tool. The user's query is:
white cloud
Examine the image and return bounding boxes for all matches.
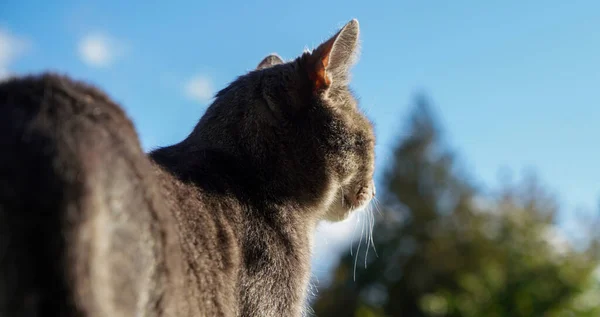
[78,33,125,68]
[0,28,30,81]
[184,75,214,103]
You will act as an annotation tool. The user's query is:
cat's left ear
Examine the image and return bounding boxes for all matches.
[306,19,360,91]
[256,54,284,70]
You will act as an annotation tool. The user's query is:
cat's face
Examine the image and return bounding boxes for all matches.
[192,19,375,221]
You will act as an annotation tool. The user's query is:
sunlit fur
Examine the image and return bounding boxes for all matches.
[0,19,375,317]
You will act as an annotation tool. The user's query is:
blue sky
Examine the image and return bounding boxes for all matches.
[2,1,599,280]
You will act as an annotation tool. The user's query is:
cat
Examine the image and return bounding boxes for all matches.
[0,18,375,317]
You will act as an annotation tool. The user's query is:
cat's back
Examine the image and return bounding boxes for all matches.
[0,73,167,316]
[0,73,239,317]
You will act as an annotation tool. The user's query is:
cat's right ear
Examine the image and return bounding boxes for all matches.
[305,19,360,92]
[256,54,284,70]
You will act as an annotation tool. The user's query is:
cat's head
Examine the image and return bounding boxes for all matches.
[189,19,375,221]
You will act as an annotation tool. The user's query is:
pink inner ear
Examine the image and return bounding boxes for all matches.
[307,34,338,92]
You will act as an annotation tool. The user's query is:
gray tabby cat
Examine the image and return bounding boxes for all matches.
[0,19,375,317]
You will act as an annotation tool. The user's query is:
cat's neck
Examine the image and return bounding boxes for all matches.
[149,141,327,217]
[149,142,318,316]
[150,143,259,199]
[150,142,322,241]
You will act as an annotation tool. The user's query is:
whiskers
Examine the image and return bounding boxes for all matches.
[350,199,381,281]
[372,196,384,217]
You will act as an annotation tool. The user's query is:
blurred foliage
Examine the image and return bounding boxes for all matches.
[312,95,600,317]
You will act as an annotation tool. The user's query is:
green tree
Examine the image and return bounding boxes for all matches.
[312,95,600,317]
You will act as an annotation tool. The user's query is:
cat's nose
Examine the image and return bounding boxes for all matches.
[372,183,376,198]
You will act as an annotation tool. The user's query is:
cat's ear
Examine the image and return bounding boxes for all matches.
[306,19,360,91]
[256,54,284,70]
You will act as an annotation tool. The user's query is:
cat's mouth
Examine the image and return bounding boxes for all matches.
[324,181,376,222]
[340,181,376,213]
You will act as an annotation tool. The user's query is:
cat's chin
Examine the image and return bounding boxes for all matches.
[322,181,375,222]
[322,197,371,223]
